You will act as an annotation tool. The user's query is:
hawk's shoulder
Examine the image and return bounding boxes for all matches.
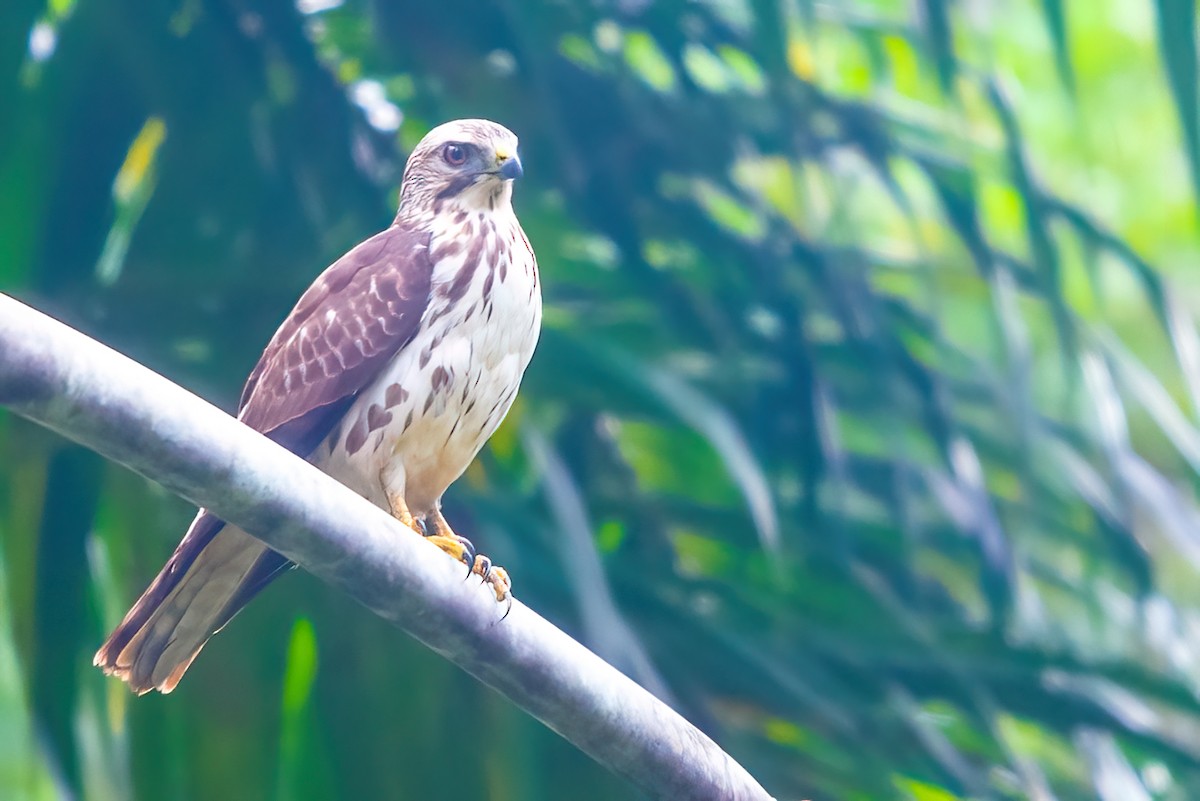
[237,223,434,455]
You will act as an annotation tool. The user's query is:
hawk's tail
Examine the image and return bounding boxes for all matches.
[94,511,289,694]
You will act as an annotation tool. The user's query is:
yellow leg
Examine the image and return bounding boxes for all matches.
[428,508,513,605]
[383,482,468,564]
[383,485,424,535]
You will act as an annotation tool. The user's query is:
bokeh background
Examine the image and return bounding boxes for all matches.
[4,0,1200,799]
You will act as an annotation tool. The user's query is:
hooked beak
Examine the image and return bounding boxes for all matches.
[495,147,523,180]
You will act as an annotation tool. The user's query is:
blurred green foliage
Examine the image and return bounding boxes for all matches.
[3,0,1200,799]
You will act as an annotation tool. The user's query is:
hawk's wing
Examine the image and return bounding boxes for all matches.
[94,223,435,693]
[212,220,436,603]
[238,223,434,454]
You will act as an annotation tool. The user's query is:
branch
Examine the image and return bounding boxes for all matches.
[0,294,776,801]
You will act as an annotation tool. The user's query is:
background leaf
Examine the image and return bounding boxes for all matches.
[3,0,1200,799]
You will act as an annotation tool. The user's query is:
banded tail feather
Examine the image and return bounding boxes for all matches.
[93,511,291,694]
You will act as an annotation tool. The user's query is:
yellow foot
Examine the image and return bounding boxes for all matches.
[427,509,513,613]
[424,533,476,571]
[471,556,512,606]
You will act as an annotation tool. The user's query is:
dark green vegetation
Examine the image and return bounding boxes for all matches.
[4,0,1200,799]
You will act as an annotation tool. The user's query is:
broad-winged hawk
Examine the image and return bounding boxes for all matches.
[94,119,541,694]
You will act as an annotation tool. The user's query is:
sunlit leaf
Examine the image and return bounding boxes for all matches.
[623,30,677,93]
[274,617,338,800]
[97,117,167,286]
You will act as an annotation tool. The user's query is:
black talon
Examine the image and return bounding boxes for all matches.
[458,536,476,575]
[476,555,492,582]
[500,595,513,621]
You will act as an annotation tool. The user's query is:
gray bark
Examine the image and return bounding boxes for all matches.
[0,293,776,801]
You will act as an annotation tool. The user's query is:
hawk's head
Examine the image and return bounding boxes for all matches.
[397,119,523,219]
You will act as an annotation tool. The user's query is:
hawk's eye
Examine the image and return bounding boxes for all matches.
[443,144,468,166]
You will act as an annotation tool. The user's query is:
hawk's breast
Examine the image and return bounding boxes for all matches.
[317,211,541,513]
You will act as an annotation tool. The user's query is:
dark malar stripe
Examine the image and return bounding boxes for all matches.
[434,173,479,203]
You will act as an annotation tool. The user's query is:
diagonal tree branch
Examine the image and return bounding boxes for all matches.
[0,293,776,801]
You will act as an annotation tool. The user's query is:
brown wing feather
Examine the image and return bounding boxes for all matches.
[239,223,434,453]
[95,223,435,691]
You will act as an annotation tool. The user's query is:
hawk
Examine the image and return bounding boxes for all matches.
[94,119,541,694]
